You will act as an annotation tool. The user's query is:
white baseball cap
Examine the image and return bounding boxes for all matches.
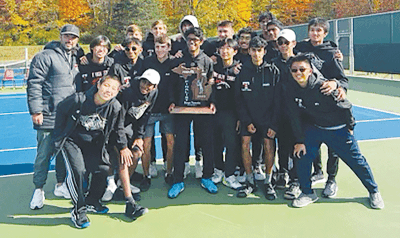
[139,69,160,85]
[277,29,296,42]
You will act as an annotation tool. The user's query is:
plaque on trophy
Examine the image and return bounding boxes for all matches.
[171,63,214,114]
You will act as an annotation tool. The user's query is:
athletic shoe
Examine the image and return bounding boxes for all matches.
[30,188,45,210]
[264,183,277,200]
[165,173,174,186]
[54,182,71,199]
[168,182,185,199]
[139,176,151,192]
[292,192,318,208]
[275,172,289,189]
[369,192,384,209]
[236,171,246,183]
[131,171,144,182]
[222,175,243,190]
[116,179,141,194]
[102,177,118,202]
[237,182,257,198]
[211,168,224,184]
[149,162,158,178]
[184,162,191,179]
[195,161,203,178]
[254,165,266,181]
[310,172,325,185]
[201,178,218,194]
[86,200,109,214]
[322,180,338,198]
[71,207,90,229]
[284,181,301,200]
[125,202,148,220]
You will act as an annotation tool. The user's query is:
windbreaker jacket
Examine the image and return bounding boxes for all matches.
[27,41,80,130]
[53,87,122,164]
[235,59,280,132]
[285,71,353,144]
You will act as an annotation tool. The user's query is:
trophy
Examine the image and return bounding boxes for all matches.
[170,63,214,114]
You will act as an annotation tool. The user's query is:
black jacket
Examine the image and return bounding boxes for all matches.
[295,40,348,90]
[53,87,122,164]
[235,59,280,132]
[108,56,143,89]
[77,54,114,92]
[27,41,81,130]
[116,78,158,150]
[212,56,240,113]
[285,71,353,144]
[142,32,155,58]
[142,55,176,114]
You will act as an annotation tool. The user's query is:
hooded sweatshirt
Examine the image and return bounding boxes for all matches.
[171,15,200,55]
[27,41,81,130]
[296,40,348,90]
[235,59,280,132]
[77,53,114,92]
[285,70,353,144]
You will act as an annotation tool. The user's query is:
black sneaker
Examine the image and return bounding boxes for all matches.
[86,200,109,214]
[125,202,148,220]
[139,177,151,192]
[71,207,90,229]
[165,173,174,186]
[264,183,277,200]
[237,182,257,198]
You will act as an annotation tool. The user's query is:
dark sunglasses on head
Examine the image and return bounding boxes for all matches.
[125,46,138,52]
[291,68,308,73]
[277,39,290,46]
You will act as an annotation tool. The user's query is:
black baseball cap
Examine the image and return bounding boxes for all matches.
[60,24,80,38]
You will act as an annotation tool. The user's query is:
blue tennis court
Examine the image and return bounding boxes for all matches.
[1,92,400,176]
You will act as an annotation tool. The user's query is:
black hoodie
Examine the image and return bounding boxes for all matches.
[296,40,348,90]
[212,56,240,113]
[235,59,280,132]
[77,54,114,92]
[53,87,122,164]
[285,70,353,144]
[116,78,158,150]
[108,53,143,89]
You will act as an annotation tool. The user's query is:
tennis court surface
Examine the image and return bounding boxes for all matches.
[1,90,400,238]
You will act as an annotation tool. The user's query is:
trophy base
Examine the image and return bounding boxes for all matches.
[170,106,215,114]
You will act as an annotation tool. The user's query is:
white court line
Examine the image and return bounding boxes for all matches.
[0,111,29,116]
[0,147,36,152]
[0,172,34,178]
[356,118,400,123]
[0,95,27,100]
[354,104,400,117]
[359,137,400,142]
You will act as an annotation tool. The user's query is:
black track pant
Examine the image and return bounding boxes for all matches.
[62,138,109,211]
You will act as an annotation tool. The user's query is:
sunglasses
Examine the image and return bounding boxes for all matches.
[125,46,138,52]
[291,68,309,73]
[277,39,290,46]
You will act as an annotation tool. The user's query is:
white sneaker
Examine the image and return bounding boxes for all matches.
[54,182,71,199]
[101,176,118,202]
[195,161,203,178]
[292,192,318,208]
[254,165,266,181]
[223,175,243,190]
[149,162,158,178]
[236,172,246,183]
[30,188,45,210]
[211,168,224,184]
[370,192,384,209]
[184,162,191,179]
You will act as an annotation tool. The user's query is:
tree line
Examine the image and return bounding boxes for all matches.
[1,0,398,46]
